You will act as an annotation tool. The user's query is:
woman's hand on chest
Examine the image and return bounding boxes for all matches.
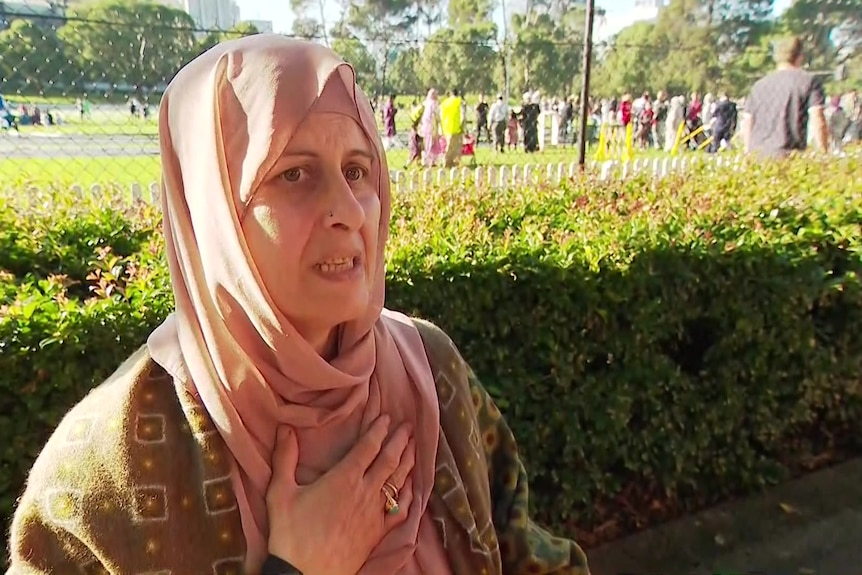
[265,415,414,575]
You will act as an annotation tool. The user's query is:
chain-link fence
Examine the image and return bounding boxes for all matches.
[0,0,860,193]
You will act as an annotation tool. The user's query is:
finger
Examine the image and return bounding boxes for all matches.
[333,414,390,476]
[384,438,415,492]
[364,422,411,488]
[383,478,414,530]
[268,426,299,498]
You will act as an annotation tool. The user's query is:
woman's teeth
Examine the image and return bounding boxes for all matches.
[316,257,355,273]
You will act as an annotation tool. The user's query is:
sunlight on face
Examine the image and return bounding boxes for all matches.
[243,111,381,344]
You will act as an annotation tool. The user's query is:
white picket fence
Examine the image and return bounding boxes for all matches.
[36,153,744,209]
[388,153,745,193]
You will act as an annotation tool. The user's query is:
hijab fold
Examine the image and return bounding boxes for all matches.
[148,35,448,574]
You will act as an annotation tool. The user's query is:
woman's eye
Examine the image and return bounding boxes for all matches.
[345,167,366,181]
[281,168,302,182]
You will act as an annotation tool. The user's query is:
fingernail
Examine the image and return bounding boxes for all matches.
[381,414,391,426]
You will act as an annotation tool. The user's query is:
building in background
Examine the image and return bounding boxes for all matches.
[176,0,241,31]
[244,19,274,33]
[32,0,243,31]
[139,0,241,31]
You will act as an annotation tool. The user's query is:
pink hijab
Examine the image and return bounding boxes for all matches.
[147,35,449,574]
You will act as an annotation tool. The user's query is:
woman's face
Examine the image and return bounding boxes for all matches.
[243,111,381,344]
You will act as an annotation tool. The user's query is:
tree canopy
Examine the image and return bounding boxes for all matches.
[1,0,858,100]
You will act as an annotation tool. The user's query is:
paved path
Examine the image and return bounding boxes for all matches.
[586,458,862,575]
[0,132,159,158]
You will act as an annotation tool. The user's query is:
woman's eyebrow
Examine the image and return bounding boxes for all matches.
[282,149,375,161]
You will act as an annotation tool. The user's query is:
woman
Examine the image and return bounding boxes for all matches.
[419,88,443,167]
[826,95,849,152]
[382,93,398,150]
[636,101,655,150]
[7,36,590,575]
[665,95,686,152]
[404,98,425,169]
[520,92,540,153]
[507,109,520,150]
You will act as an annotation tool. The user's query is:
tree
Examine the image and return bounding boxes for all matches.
[291,16,323,39]
[718,25,779,94]
[197,21,260,55]
[591,22,661,97]
[340,0,422,41]
[506,0,592,97]
[509,12,582,97]
[651,1,722,94]
[0,19,73,93]
[334,0,419,98]
[448,0,494,27]
[388,46,423,95]
[838,51,862,90]
[419,24,498,96]
[330,33,378,94]
[590,0,770,97]
[707,0,774,54]
[290,0,328,44]
[413,1,445,36]
[59,0,197,93]
[780,0,862,69]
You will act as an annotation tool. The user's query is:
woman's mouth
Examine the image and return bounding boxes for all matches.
[315,256,359,275]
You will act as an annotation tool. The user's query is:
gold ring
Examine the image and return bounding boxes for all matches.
[382,482,399,515]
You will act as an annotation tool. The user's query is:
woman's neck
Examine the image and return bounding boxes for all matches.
[307,327,339,361]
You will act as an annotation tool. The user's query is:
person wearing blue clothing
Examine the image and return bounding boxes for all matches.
[708,93,737,153]
[0,92,20,132]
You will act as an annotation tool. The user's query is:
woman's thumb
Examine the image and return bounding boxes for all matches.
[270,426,299,493]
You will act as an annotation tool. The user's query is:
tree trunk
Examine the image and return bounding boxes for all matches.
[317,0,329,46]
[499,42,509,99]
[137,35,147,97]
[379,44,390,100]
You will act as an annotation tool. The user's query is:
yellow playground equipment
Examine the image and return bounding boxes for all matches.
[670,120,713,155]
[594,121,635,162]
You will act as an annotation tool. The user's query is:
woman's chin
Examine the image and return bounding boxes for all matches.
[311,292,371,326]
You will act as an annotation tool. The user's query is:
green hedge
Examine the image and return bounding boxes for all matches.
[2,156,862,544]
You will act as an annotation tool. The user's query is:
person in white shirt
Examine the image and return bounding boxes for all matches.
[488,94,508,152]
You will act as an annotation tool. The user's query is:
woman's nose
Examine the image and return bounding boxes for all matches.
[325,176,365,231]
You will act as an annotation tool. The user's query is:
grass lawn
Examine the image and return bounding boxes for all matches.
[4,94,134,106]
[0,143,666,191]
[16,116,160,137]
[1,156,163,190]
[17,121,160,137]
[8,95,563,138]
[5,96,621,169]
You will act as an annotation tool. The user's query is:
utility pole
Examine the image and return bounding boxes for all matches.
[501,0,511,103]
[576,0,596,170]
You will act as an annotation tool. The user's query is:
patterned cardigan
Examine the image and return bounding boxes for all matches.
[6,319,590,575]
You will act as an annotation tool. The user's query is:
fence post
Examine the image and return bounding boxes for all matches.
[131,182,143,203]
[600,161,612,180]
[149,182,161,205]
